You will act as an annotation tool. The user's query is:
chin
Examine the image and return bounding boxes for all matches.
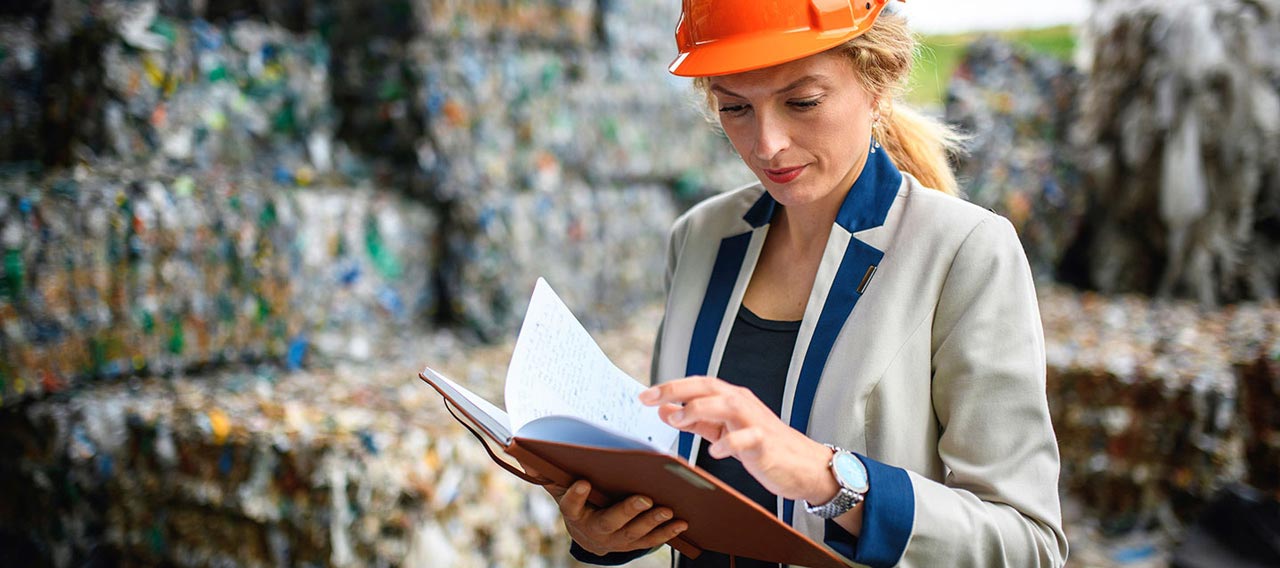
[760,180,830,208]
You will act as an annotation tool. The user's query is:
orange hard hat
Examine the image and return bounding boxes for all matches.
[669,0,905,77]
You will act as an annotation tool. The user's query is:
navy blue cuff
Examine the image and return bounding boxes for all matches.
[569,541,652,565]
[822,453,914,568]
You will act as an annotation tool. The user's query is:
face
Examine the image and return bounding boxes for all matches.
[708,51,877,212]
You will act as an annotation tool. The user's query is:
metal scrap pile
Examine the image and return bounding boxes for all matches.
[1040,286,1280,530]
[1069,0,1280,304]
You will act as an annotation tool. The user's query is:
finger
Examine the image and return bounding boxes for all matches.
[558,480,592,522]
[656,404,725,439]
[665,417,726,443]
[519,462,568,498]
[639,376,728,406]
[618,506,675,543]
[590,494,653,535]
[631,519,690,550]
[543,482,569,499]
[707,427,764,460]
[671,394,758,431]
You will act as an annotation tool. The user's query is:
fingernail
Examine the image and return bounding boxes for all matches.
[634,496,652,510]
[674,523,688,533]
[575,483,588,495]
[670,410,684,423]
[638,388,658,403]
[656,509,672,520]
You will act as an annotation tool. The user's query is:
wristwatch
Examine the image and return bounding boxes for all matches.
[803,444,869,519]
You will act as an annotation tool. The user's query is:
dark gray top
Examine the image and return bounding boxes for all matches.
[681,305,800,568]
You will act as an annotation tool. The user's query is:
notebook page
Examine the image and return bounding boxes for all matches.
[505,278,678,452]
[421,366,513,443]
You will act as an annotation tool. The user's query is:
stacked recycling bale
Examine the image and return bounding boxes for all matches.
[0,323,659,567]
[1040,286,1280,529]
[0,166,437,408]
[409,0,749,340]
[6,0,344,179]
[442,181,679,340]
[945,36,1085,281]
[0,2,714,566]
[1239,335,1280,496]
[2,0,748,341]
[1069,0,1280,304]
[0,19,42,170]
[97,12,337,181]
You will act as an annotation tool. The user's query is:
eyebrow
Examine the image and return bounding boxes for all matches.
[709,75,826,99]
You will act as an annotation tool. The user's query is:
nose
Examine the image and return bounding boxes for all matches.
[751,108,790,163]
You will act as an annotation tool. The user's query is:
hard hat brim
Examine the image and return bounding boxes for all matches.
[668,25,872,78]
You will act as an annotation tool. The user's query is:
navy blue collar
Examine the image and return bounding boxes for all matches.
[741,144,903,233]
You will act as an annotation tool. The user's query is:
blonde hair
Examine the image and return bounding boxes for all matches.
[694,12,962,195]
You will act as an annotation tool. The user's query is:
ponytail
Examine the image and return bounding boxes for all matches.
[878,103,962,195]
[841,12,963,196]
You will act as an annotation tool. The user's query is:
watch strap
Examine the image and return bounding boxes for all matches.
[802,445,867,519]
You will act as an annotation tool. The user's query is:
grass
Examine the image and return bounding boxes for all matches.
[906,25,1078,108]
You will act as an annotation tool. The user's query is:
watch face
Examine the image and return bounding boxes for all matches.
[833,452,869,492]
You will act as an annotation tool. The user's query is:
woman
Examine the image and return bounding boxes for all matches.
[544,1,1068,566]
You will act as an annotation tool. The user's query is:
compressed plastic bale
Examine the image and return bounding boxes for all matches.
[1239,340,1280,494]
[944,36,1085,282]
[405,35,744,203]
[23,1,337,178]
[1040,285,1280,531]
[99,16,336,179]
[0,166,437,407]
[598,0,677,57]
[0,20,43,168]
[441,182,677,341]
[290,185,438,362]
[0,316,661,566]
[413,0,595,46]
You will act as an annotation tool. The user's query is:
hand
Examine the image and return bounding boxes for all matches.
[639,376,839,505]
[529,466,688,556]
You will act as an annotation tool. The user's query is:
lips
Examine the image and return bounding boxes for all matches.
[763,165,805,184]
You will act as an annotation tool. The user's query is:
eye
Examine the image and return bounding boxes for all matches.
[718,103,749,116]
[788,97,822,111]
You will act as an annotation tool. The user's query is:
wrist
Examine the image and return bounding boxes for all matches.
[800,443,841,504]
[802,445,869,520]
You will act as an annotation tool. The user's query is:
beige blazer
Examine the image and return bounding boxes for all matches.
[651,149,1068,567]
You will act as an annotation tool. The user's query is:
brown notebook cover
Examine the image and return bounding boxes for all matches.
[419,368,854,568]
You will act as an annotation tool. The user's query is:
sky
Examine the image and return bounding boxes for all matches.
[896,0,1092,34]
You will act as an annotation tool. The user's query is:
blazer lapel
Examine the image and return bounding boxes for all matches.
[779,147,903,524]
[679,193,776,463]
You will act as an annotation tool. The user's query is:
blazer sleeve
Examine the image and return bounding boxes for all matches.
[831,216,1067,567]
[649,215,686,386]
[905,215,1069,567]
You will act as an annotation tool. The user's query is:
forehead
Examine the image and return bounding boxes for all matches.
[707,51,857,97]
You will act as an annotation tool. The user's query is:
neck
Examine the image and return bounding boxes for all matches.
[772,150,869,254]
[775,201,837,254]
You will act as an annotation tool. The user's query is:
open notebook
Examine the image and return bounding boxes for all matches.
[418,278,853,567]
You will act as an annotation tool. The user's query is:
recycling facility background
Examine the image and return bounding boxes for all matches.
[1,0,1278,567]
